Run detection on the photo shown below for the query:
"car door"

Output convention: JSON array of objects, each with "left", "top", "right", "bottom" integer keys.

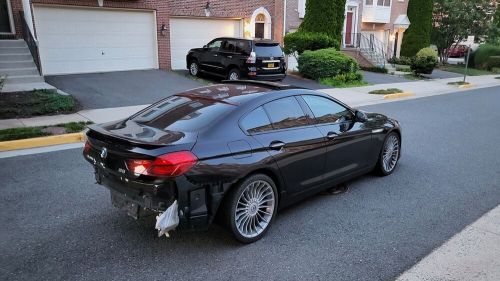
[
  {"left": 300, "top": 95, "right": 373, "bottom": 183},
  {"left": 245, "top": 96, "right": 327, "bottom": 195},
  {"left": 200, "top": 39, "right": 223, "bottom": 73},
  {"left": 220, "top": 39, "right": 249, "bottom": 74}
]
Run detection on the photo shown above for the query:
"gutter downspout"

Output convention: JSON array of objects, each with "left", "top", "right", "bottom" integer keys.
[{"left": 283, "top": 0, "right": 287, "bottom": 37}]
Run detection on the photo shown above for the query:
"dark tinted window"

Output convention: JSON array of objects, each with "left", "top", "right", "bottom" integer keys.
[
  {"left": 131, "top": 95, "right": 234, "bottom": 132},
  {"left": 240, "top": 107, "right": 273, "bottom": 134},
  {"left": 207, "top": 39, "right": 222, "bottom": 51},
  {"left": 221, "top": 40, "right": 236, "bottom": 53},
  {"left": 302, "top": 95, "right": 354, "bottom": 124},
  {"left": 235, "top": 40, "right": 251, "bottom": 55},
  {"left": 254, "top": 44, "right": 283, "bottom": 57},
  {"left": 264, "top": 97, "right": 309, "bottom": 130}
]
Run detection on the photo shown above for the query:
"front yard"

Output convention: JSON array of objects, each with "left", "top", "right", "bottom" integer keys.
[{"left": 439, "top": 65, "right": 494, "bottom": 76}]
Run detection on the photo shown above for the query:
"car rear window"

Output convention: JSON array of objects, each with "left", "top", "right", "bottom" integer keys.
[
  {"left": 254, "top": 44, "right": 283, "bottom": 57},
  {"left": 240, "top": 106, "right": 273, "bottom": 134},
  {"left": 131, "top": 95, "right": 234, "bottom": 132},
  {"left": 263, "top": 97, "right": 310, "bottom": 130}
]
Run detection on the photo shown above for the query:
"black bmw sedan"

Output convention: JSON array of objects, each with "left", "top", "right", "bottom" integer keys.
[{"left": 83, "top": 81, "right": 402, "bottom": 243}]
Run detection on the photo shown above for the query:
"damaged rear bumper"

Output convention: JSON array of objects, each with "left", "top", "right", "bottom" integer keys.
[{"left": 94, "top": 167, "right": 213, "bottom": 231}]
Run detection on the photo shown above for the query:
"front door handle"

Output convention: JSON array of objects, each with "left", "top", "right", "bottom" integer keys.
[
  {"left": 213, "top": 54, "right": 218, "bottom": 57},
  {"left": 227, "top": 55, "right": 233, "bottom": 59},
  {"left": 269, "top": 141, "right": 285, "bottom": 150},
  {"left": 326, "top": 131, "right": 338, "bottom": 140}
]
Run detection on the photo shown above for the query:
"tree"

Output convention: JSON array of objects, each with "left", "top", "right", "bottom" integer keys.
[
  {"left": 401, "top": 0, "right": 433, "bottom": 57},
  {"left": 298, "top": 0, "right": 346, "bottom": 46},
  {"left": 431, "top": 0, "right": 496, "bottom": 63},
  {"left": 486, "top": 7, "right": 500, "bottom": 45}
]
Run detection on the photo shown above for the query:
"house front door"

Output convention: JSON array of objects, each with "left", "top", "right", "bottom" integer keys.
[
  {"left": 0, "top": 0, "right": 13, "bottom": 33},
  {"left": 345, "top": 11, "right": 354, "bottom": 46}
]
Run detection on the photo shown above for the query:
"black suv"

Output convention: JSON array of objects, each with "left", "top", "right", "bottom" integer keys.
[{"left": 186, "top": 37, "right": 286, "bottom": 81}]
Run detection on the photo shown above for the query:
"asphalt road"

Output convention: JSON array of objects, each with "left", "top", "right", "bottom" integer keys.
[{"left": 1, "top": 86, "right": 500, "bottom": 281}]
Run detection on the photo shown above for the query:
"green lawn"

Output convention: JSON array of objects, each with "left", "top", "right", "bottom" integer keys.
[
  {"left": 369, "top": 88, "right": 403, "bottom": 95},
  {"left": 439, "top": 65, "right": 493, "bottom": 76},
  {"left": 0, "top": 122, "right": 91, "bottom": 141},
  {"left": 319, "top": 78, "right": 370, "bottom": 88},
  {"left": 0, "top": 89, "right": 78, "bottom": 119}
]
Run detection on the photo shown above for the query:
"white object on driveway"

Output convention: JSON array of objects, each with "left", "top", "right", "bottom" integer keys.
[{"left": 155, "top": 200, "right": 179, "bottom": 238}]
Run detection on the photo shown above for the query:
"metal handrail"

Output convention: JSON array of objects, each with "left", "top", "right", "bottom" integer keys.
[
  {"left": 19, "top": 11, "right": 41, "bottom": 74},
  {"left": 342, "top": 32, "right": 389, "bottom": 67}
]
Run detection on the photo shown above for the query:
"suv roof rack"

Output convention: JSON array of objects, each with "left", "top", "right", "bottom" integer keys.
[{"left": 221, "top": 80, "right": 304, "bottom": 90}]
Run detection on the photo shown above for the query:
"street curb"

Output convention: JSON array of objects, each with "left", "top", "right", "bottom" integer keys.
[
  {"left": 383, "top": 92, "right": 414, "bottom": 100},
  {"left": 0, "top": 132, "right": 86, "bottom": 152},
  {"left": 458, "top": 84, "right": 474, "bottom": 89}
]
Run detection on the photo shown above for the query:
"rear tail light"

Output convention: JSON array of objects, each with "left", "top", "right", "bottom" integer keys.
[
  {"left": 126, "top": 151, "right": 198, "bottom": 177},
  {"left": 83, "top": 141, "right": 91, "bottom": 154},
  {"left": 246, "top": 51, "right": 256, "bottom": 64}
]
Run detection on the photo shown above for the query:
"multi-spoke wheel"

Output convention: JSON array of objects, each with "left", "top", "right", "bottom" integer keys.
[
  {"left": 224, "top": 174, "right": 278, "bottom": 243},
  {"left": 189, "top": 60, "right": 199, "bottom": 76},
  {"left": 227, "top": 68, "right": 240, "bottom": 80},
  {"left": 376, "top": 132, "right": 401, "bottom": 176}
]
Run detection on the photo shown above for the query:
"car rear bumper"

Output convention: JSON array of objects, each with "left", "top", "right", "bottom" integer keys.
[
  {"left": 92, "top": 165, "right": 211, "bottom": 231},
  {"left": 248, "top": 73, "right": 286, "bottom": 81}
]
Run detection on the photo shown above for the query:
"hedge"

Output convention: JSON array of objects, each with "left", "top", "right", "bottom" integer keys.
[
  {"left": 474, "top": 44, "right": 500, "bottom": 69},
  {"left": 299, "top": 0, "right": 344, "bottom": 45},
  {"left": 487, "top": 56, "right": 500, "bottom": 70},
  {"left": 283, "top": 32, "right": 339, "bottom": 55},
  {"left": 400, "top": 0, "right": 433, "bottom": 57},
  {"left": 298, "top": 48, "right": 359, "bottom": 79}
]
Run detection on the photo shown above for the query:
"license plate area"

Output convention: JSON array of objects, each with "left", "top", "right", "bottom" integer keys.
[
  {"left": 267, "top": 63, "right": 275, "bottom": 68},
  {"left": 110, "top": 191, "right": 140, "bottom": 219}
]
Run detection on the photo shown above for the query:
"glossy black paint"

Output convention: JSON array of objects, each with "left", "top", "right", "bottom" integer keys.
[
  {"left": 83, "top": 82, "right": 401, "bottom": 231},
  {"left": 186, "top": 37, "right": 286, "bottom": 81}
]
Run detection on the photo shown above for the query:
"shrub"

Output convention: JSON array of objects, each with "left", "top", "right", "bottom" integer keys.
[
  {"left": 400, "top": 0, "right": 433, "bottom": 57},
  {"left": 283, "top": 32, "right": 339, "bottom": 55},
  {"left": 388, "top": 56, "right": 413, "bottom": 66},
  {"left": 298, "top": 48, "right": 359, "bottom": 79},
  {"left": 360, "top": 66, "right": 388, "bottom": 74},
  {"left": 410, "top": 47, "right": 438, "bottom": 75},
  {"left": 487, "top": 56, "right": 500, "bottom": 70},
  {"left": 299, "top": 0, "right": 344, "bottom": 44},
  {"left": 474, "top": 44, "right": 500, "bottom": 69}
]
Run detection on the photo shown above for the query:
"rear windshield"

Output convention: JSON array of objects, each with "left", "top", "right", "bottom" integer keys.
[
  {"left": 254, "top": 44, "right": 283, "bottom": 57},
  {"left": 131, "top": 95, "right": 234, "bottom": 132}
]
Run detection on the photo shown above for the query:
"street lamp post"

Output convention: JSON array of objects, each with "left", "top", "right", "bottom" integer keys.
[{"left": 463, "top": 44, "right": 472, "bottom": 83}]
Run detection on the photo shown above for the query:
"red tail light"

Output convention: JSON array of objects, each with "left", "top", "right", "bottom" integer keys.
[
  {"left": 83, "top": 141, "right": 91, "bottom": 154},
  {"left": 246, "top": 51, "right": 256, "bottom": 64},
  {"left": 126, "top": 151, "right": 198, "bottom": 177}
]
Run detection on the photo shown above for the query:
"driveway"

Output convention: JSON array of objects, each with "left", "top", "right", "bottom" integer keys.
[{"left": 46, "top": 70, "right": 204, "bottom": 109}]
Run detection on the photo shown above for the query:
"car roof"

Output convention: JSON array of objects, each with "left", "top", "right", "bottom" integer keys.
[{"left": 212, "top": 37, "right": 279, "bottom": 44}]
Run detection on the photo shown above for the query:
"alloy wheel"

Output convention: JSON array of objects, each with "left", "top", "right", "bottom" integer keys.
[
  {"left": 234, "top": 180, "right": 275, "bottom": 238},
  {"left": 229, "top": 71, "right": 239, "bottom": 80},
  {"left": 382, "top": 134, "right": 400, "bottom": 173},
  {"left": 189, "top": 62, "right": 198, "bottom": 76}
]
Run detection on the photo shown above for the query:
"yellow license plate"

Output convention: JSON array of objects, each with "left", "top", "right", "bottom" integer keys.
[{"left": 267, "top": 63, "right": 275, "bottom": 68}]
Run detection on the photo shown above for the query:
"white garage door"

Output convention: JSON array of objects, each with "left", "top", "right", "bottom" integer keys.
[
  {"left": 34, "top": 6, "right": 158, "bottom": 75},
  {"left": 169, "top": 18, "right": 242, "bottom": 70}
]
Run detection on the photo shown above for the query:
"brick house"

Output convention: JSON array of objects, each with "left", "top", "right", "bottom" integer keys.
[
  {"left": 1, "top": 0, "right": 284, "bottom": 75},
  {"left": 286, "top": 0, "right": 410, "bottom": 68}
]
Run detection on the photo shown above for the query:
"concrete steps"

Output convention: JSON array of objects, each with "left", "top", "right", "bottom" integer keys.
[{"left": 0, "top": 40, "right": 44, "bottom": 87}]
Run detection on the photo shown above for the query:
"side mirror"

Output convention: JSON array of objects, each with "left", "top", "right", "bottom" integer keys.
[
  {"left": 355, "top": 110, "right": 368, "bottom": 122},
  {"left": 203, "top": 45, "right": 208, "bottom": 49}
]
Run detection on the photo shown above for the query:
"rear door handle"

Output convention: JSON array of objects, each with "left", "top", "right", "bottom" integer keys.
[
  {"left": 326, "top": 131, "right": 338, "bottom": 140},
  {"left": 213, "top": 54, "right": 218, "bottom": 57},
  {"left": 227, "top": 55, "right": 233, "bottom": 59},
  {"left": 269, "top": 141, "right": 286, "bottom": 150}
]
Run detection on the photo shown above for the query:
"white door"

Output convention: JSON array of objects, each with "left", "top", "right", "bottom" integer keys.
[
  {"left": 34, "top": 6, "right": 158, "bottom": 75},
  {"left": 169, "top": 18, "right": 242, "bottom": 70}
]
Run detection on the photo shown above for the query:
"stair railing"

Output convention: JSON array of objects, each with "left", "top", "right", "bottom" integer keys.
[{"left": 19, "top": 11, "right": 41, "bottom": 74}]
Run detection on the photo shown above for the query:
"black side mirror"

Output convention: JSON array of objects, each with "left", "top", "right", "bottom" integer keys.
[
  {"left": 203, "top": 45, "right": 208, "bottom": 49},
  {"left": 355, "top": 110, "right": 368, "bottom": 122}
]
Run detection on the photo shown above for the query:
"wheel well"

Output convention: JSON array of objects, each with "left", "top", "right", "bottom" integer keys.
[{"left": 226, "top": 65, "right": 240, "bottom": 74}]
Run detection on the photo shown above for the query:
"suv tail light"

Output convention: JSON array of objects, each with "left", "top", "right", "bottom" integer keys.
[
  {"left": 246, "top": 51, "right": 256, "bottom": 64},
  {"left": 126, "top": 151, "right": 198, "bottom": 177},
  {"left": 83, "top": 140, "right": 91, "bottom": 154}
]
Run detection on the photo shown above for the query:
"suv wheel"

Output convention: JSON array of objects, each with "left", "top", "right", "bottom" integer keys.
[
  {"left": 227, "top": 68, "right": 240, "bottom": 80},
  {"left": 223, "top": 174, "right": 278, "bottom": 243},
  {"left": 189, "top": 60, "right": 199, "bottom": 76}
]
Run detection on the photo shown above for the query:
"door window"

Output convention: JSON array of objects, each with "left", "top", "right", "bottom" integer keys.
[
  {"left": 263, "top": 97, "right": 310, "bottom": 130},
  {"left": 240, "top": 106, "right": 273, "bottom": 134},
  {"left": 207, "top": 40, "right": 222, "bottom": 51},
  {"left": 302, "top": 95, "right": 354, "bottom": 124},
  {"left": 220, "top": 40, "right": 236, "bottom": 53}
]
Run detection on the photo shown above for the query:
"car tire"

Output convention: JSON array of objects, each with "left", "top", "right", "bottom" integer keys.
[
  {"left": 375, "top": 132, "right": 401, "bottom": 176},
  {"left": 189, "top": 60, "right": 200, "bottom": 77},
  {"left": 223, "top": 174, "right": 278, "bottom": 243},
  {"left": 227, "top": 68, "right": 240, "bottom": 80}
]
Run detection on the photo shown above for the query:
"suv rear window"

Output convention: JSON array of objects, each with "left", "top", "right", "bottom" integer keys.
[
  {"left": 131, "top": 95, "right": 234, "bottom": 132},
  {"left": 254, "top": 43, "right": 283, "bottom": 57}
]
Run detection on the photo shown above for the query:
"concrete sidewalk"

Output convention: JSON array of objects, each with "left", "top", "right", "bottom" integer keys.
[
  {"left": 1, "top": 74, "right": 499, "bottom": 130},
  {"left": 396, "top": 204, "right": 500, "bottom": 281},
  {"left": 321, "top": 75, "right": 500, "bottom": 107}
]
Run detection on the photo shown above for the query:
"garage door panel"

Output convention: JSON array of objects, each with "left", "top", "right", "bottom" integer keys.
[
  {"left": 34, "top": 6, "right": 157, "bottom": 75},
  {"left": 169, "top": 18, "right": 241, "bottom": 70}
]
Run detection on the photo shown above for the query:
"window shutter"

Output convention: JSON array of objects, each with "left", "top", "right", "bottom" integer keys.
[{"left": 298, "top": 0, "right": 306, "bottom": 18}]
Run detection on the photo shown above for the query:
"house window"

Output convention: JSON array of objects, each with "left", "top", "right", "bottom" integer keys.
[
  {"left": 376, "top": 0, "right": 391, "bottom": 6},
  {"left": 255, "top": 13, "right": 265, "bottom": 39},
  {"left": 366, "top": 0, "right": 374, "bottom": 5}
]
